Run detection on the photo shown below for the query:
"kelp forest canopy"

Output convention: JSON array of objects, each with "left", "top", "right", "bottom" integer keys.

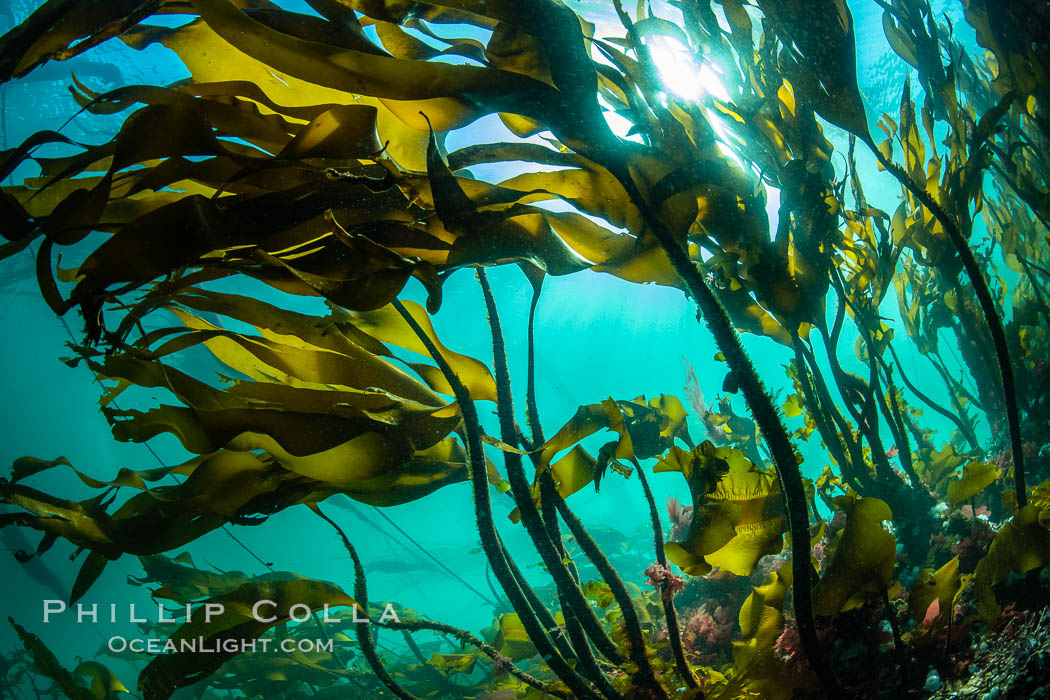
[{"left": 0, "top": 0, "right": 1049, "bottom": 698}]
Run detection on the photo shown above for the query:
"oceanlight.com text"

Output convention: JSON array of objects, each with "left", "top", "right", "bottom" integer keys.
[{"left": 106, "top": 636, "right": 335, "bottom": 655}]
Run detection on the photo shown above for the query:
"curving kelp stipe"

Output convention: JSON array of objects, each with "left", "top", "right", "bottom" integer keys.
[{"left": 0, "top": 0, "right": 1049, "bottom": 698}]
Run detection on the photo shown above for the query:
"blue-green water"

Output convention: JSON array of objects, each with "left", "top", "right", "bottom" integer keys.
[{"left": 0, "top": 0, "right": 1044, "bottom": 698}]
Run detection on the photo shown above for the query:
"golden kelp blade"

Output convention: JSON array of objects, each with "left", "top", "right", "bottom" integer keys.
[{"left": 658, "top": 441, "right": 786, "bottom": 577}]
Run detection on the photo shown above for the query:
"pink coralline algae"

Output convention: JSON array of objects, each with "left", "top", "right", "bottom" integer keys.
[
  {"left": 775, "top": 620, "right": 832, "bottom": 674},
  {"left": 682, "top": 603, "right": 735, "bottom": 650},
  {"left": 992, "top": 440, "right": 1041, "bottom": 472},
  {"left": 960, "top": 504, "right": 990, "bottom": 519},
  {"left": 644, "top": 562, "right": 685, "bottom": 602},
  {"left": 950, "top": 519, "right": 995, "bottom": 571},
  {"left": 774, "top": 620, "right": 802, "bottom": 665}
]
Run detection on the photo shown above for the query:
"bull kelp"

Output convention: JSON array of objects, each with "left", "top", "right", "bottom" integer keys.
[{"left": 0, "top": 0, "right": 1048, "bottom": 697}]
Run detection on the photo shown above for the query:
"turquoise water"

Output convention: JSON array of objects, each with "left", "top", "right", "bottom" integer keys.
[{"left": 0, "top": 0, "right": 1042, "bottom": 698}]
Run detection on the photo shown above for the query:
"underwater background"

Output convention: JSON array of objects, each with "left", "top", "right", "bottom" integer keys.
[{"left": 0, "top": 0, "right": 1048, "bottom": 698}]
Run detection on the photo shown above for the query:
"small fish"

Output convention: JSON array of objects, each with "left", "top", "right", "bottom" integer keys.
[
  {"left": 476, "top": 692, "right": 517, "bottom": 700},
  {"left": 15, "top": 61, "right": 123, "bottom": 86},
  {"left": 921, "top": 598, "right": 940, "bottom": 626},
  {"left": 1, "top": 525, "right": 71, "bottom": 602},
  {"left": 366, "top": 555, "right": 445, "bottom": 576}
]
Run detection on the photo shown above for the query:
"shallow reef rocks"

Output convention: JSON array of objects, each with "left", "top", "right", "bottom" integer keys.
[{"left": 1, "top": 0, "right": 1050, "bottom": 698}]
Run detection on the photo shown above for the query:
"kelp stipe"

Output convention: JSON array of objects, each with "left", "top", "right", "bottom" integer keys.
[
  {"left": 616, "top": 185, "right": 838, "bottom": 693},
  {"left": 2, "top": 0, "right": 1050, "bottom": 697},
  {"left": 867, "top": 139, "right": 1028, "bottom": 506},
  {"left": 313, "top": 505, "right": 417, "bottom": 700},
  {"left": 629, "top": 450, "right": 699, "bottom": 691},
  {"left": 391, "top": 298, "right": 601, "bottom": 699},
  {"left": 474, "top": 269, "right": 647, "bottom": 699}
]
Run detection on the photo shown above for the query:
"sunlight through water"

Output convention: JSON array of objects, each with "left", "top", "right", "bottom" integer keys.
[{"left": 647, "top": 37, "right": 729, "bottom": 103}]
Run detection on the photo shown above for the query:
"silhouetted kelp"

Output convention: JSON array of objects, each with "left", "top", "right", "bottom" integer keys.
[{"left": 1, "top": 0, "right": 1049, "bottom": 697}]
